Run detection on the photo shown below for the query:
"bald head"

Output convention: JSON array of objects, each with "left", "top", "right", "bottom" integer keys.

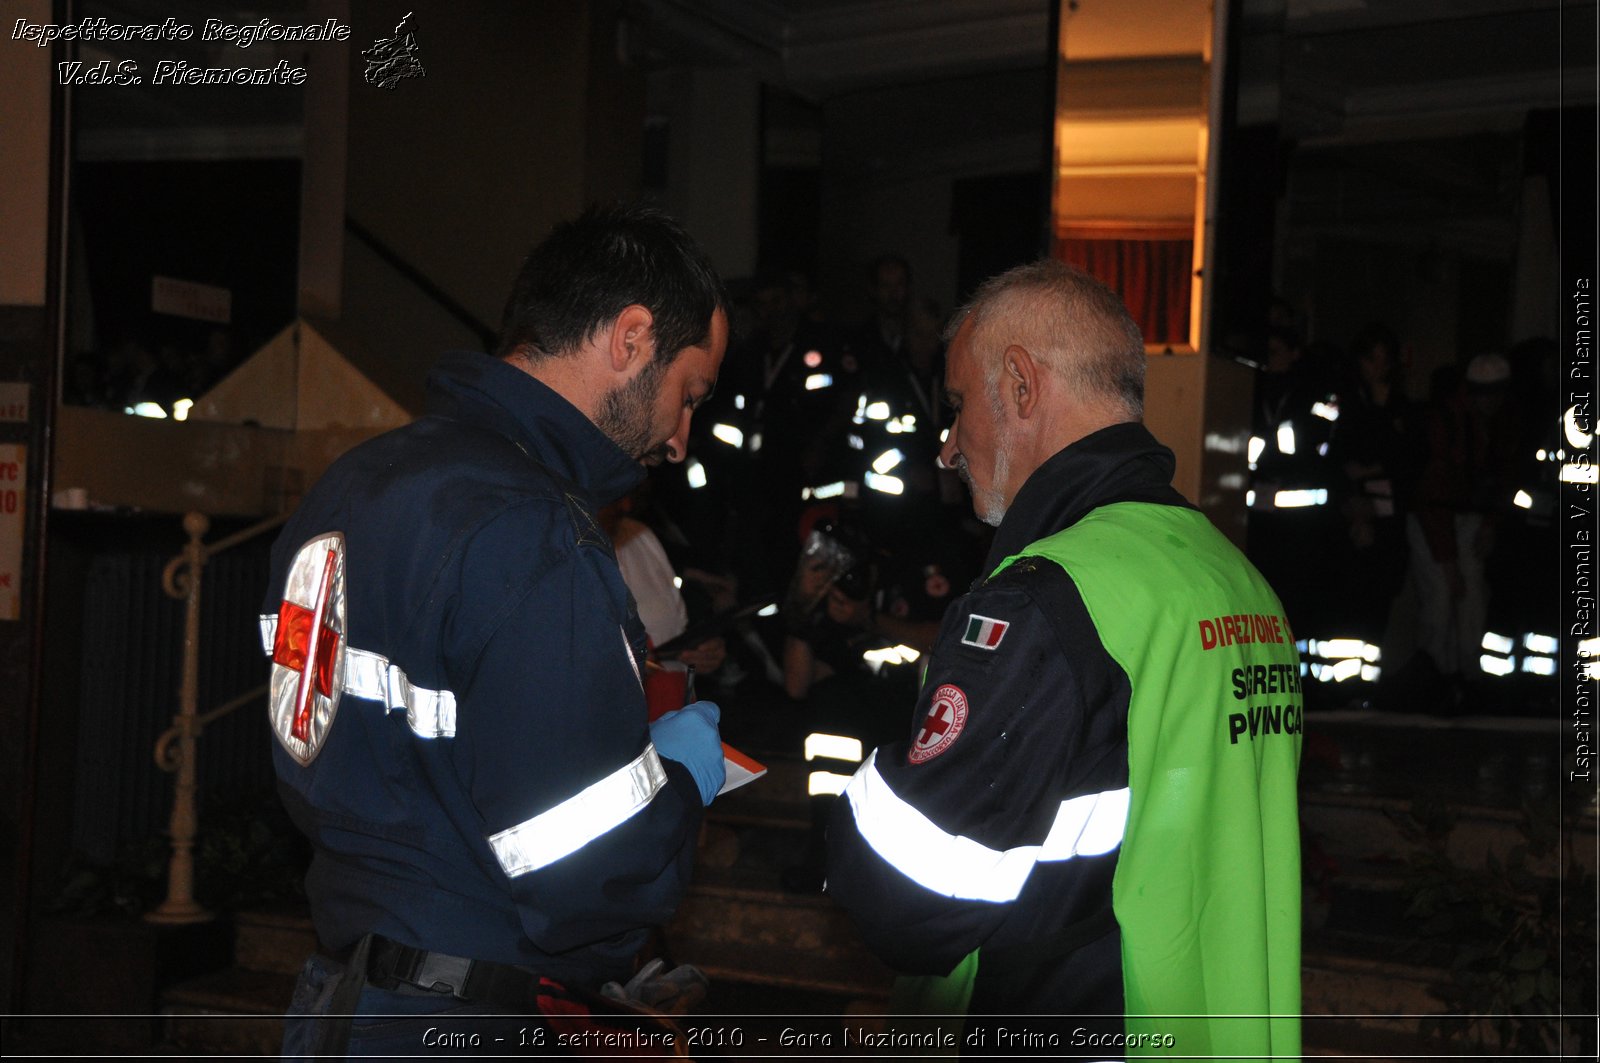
[{"left": 949, "top": 258, "right": 1146, "bottom": 421}]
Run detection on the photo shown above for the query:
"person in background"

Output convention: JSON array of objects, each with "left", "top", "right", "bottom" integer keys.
[{"left": 1405, "top": 352, "right": 1522, "bottom": 703}]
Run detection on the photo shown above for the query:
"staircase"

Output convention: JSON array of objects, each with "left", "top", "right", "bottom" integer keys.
[{"left": 143, "top": 710, "right": 1593, "bottom": 1058}]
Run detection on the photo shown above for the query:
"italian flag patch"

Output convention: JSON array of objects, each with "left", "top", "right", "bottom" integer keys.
[{"left": 961, "top": 613, "right": 1009, "bottom": 650}]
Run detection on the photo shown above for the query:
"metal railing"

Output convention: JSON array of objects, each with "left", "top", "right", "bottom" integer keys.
[{"left": 146, "top": 509, "right": 290, "bottom": 925}]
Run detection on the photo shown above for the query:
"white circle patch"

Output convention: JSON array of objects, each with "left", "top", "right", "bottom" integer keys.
[{"left": 909, "top": 684, "right": 969, "bottom": 764}]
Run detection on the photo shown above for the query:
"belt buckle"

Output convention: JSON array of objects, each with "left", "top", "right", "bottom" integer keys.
[{"left": 413, "top": 951, "right": 474, "bottom": 998}]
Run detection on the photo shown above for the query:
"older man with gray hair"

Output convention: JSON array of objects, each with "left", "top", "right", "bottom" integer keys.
[{"left": 827, "top": 259, "right": 1302, "bottom": 1059}]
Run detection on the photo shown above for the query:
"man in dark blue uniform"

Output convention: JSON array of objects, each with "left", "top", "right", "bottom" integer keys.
[{"left": 264, "top": 206, "right": 730, "bottom": 1058}]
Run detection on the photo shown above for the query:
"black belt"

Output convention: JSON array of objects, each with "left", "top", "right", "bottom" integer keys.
[{"left": 362, "top": 934, "right": 542, "bottom": 1011}]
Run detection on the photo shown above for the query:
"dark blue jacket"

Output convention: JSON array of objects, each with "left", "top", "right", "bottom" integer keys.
[{"left": 261, "top": 352, "right": 703, "bottom": 988}]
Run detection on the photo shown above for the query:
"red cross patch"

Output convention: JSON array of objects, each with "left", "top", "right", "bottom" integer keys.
[
  {"left": 269, "top": 533, "right": 348, "bottom": 765},
  {"left": 909, "top": 683, "right": 968, "bottom": 764}
]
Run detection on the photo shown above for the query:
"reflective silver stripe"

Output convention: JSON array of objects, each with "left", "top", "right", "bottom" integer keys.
[
  {"left": 343, "top": 647, "right": 458, "bottom": 738},
  {"left": 842, "top": 750, "right": 1129, "bottom": 903},
  {"left": 621, "top": 625, "right": 642, "bottom": 691},
  {"left": 488, "top": 746, "right": 668, "bottom": 876},
  {"left": 258, "top": 614, "right": 458, "bottom": 739}
]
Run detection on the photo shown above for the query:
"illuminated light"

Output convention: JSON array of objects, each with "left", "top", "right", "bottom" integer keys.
[
  {"left": 872, "top": 448, "right": 905, "bottom": 474},
  {"left": 865, "top": 471, "right": 904, "bottom": 495},
  {"left": 1298, "top": 661, "right": 1309, "bottom": 678},
  {"left": 1330, "top": 658, "right": 1362, "bottom": 682},
  {"left": 1513, "top": 490, "right": 1533, "bottom": 510},
  {"left": 886, "top": 421, "right": 905, "bottom": 434},
  {"left": 811, "top": 481, "right": 847, "bottom": 500},
  {"left": 172, "top": 398, "right": 193, "bottom": 421},
  {"left": 1311, "top": 400, "right": 1339, "bottom": 422},
  {"left": 686, "top": 459, "right": 707, "bottom": 489},
  {"left": 1558, "top": 450, "right": 1568, "bottom": 461},
  {"left": 1524, "top": 633, "right": 1558, "bottom": 655},
  {"left": 1315, "top": 638, "right": 1366, "bottom": 659},
  {"left": 939, "top": 428, "right": 950, "bottom": 443},
  {"left": 734, "top": 394, "right": 746, "bottom": 410},
  {"left": 1479, "top": 654, "right": 1514, "bottom": 677},
  {"left": 1565, "top": 404, "right": 1594, "bottom": 450},
  {"left": 805, "top": 733, "right": 864, "bottom": 763},
  {"left": 1294, "top": 639, "right": 1308, "bottom": 653},
  {"left": 1274, "top": 489, "right": 1327, "bottom": 508},
  {"left": 757, "top": 603, "right": 778, "bottom": 618},
  {"left": 865, "top": 401, "right": 891, "bottom": 420},
  {"left": 1561, "top": 463, "right": 1597, "bottom": 485},
  {"left": 1521, "top": 655, "right": 1556, "bottom": 676},
  {"left": 808, "top": 770, "right": 852, "bottom": 797},
  {"left": 848, "top": 434, "right": 865, "bottom": 450},
  {"left": 900, "top": 414, "right": 917, "bottom": 430},
  {"left": 1204, "top": 431, "right": 1244, "bottom": 455},
  {"left": 1587, "top": 660, "right": 1600, "bottom": 682},
  {"left": 1247, "top": 436, "right": 1266, "bottom": 466},
  {"left": 1246, "top": 489, "right": 1257, "bottom": 508},
  {"left": 1360, "top": 665, "right": 1381, "bottom": 683},
  {"left": 749, "top": 432, "right": 762, "bottom": 453},
  {"left": 1536, "top": 448, "right": 1547, "bottom": 462},
  {"left": 1317, "top": 442, "right": 1329, "bottom": 457},
  {"left": 1218, "top": 473, "right": 1245, "bottom": 490},
  {"left": 127, "top": 402, "right": 168, "bottom": 419},
  {"left": 862, "top": 644, "right": 921, "bottom": 667},
  {"left": 1481, "top": 631, "right": 1515, "bottom": 655},
  {"left": 1276, "top": 422, "right": 1296, "bottom": 455},
  {"left": 804, "top": 349, "right": 823, "bottom": 369},
  {"left": 805, "top": 373, "right": 833, "bottom": 391},
  {"left": 1580, "top": 637, "right": 1599, "bottom": 656},
  {"left": 711, "top": 423, "right": 744, "bottom": 448},
  {"left": 1362, "top": 643, "right": 1382, "bottom": 663}
]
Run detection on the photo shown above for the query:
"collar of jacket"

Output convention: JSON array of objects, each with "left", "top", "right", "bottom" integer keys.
[
  {"left": 425, "top": 351, "right": 646, "bottom": 506},
  {"left": 981, "top": 421, "right": 1188, "bottom": 574}
]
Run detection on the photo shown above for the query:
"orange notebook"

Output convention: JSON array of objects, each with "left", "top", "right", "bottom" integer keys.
[{"left": 718, "top": 743, "right": 767, "bottom": 796}]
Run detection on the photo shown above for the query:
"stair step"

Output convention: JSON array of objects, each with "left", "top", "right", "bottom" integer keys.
[
  {"left": 161, "top": 967, "right": 295, "bottom": 1056},
  {"left": 663, "top": 884, "right": 894, "bottom": 999},
  {"left": 233, "top": 904, "right": 318, "bottom": 975}
]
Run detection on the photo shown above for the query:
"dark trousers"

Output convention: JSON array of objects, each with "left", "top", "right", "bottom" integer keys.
[{"left": 282, "top": 952, "right": 551, "bottom": 1060}]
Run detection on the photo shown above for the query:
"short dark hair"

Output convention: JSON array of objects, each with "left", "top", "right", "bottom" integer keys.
[{"left": 496, "top": 204, "right": 727, "bottom": 363}]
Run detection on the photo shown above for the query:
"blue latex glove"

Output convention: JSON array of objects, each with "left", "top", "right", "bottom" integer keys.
[{"left": 650, "top": 700, "right": 725, "bottom": 805}]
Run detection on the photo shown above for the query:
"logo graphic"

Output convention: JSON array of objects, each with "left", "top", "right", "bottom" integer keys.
[
  {"left": 960, "top": 613, "right": 1009, "bottom": 650},
  {"left": 362, "top": 11, "right": 425, "bottom": 90},
  {"left": 269, "top": 533, "right": 348, "bottom": 765},
  {"left": 909, "top": 683, "right": 969, "bottom": 764}
]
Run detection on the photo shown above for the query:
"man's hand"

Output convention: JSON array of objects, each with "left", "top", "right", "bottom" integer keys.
[
  {"left": 826, "top": 586, "right": 873, "bottom": 629},
  {"left": 678, "top": 637, "right": 726, "bottom": 675},
  {"left": 649, "top": 701, "right": 725, "bottom": 805}
]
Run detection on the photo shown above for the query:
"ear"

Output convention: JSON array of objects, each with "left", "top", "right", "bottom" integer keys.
[
  {"left": 1002, "top": 345, "right": 1040, "bottom": 419},
  {"left": 607, "top": 305, "right": 656, "bottom": 374}
]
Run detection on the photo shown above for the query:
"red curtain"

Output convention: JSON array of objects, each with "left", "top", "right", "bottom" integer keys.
[{"left": 1054, "top": 237, "right": 1192, "bottom": 346}]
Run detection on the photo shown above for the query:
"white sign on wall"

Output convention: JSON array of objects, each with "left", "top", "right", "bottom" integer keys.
[
  {"left": 152, "top": 275, "right": 232, "bottom": 324},
  {"left": 0, "top": 443, "right": 24, "bottom": 621}
]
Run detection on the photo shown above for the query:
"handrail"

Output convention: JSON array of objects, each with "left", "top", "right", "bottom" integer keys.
[
  {"left": 146, "top": 509, "right": 290, "bottom": 925},
  {"left": 344, "top": 214, "right": 498, "bottom": 350}
]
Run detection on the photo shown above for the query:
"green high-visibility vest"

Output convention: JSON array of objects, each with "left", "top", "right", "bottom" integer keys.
[
  {"left": 900, "top": 501, "right": 1302, "bottom": 1061},
  {"left": 1008, "top": 501, "right": 1302, "bottom": 1059}
]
